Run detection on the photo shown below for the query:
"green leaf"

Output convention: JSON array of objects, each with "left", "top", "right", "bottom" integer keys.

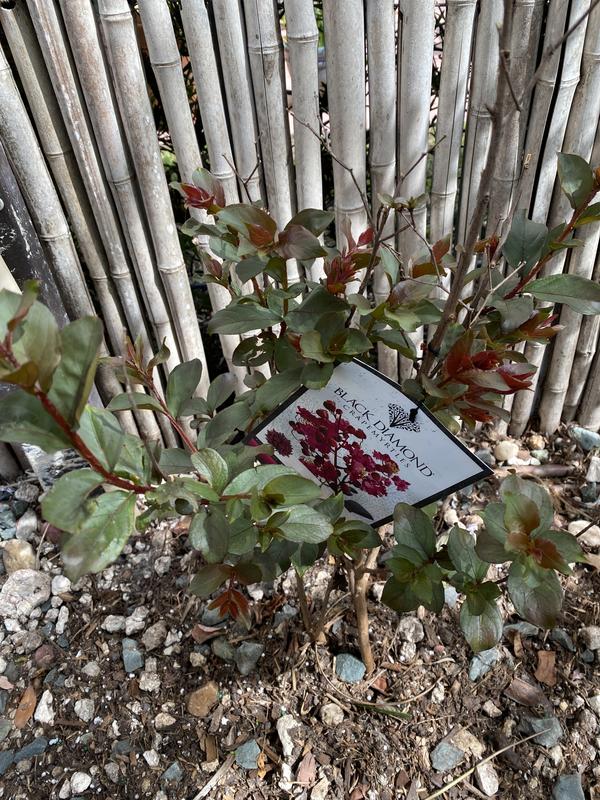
[
  {"left": 146, "top": 476, "right": 220, "bottom": 509},
  {"left": 477, "top": 503, "right": 511, "bottom": 562},
  {"left": 448, "top": 526, "right": 489, "bottom": 581},
  {"left": 301, "top": 361, "right": 334, "bottom": 389},
  {"left": 9, "top": 301, "right": 60, "bottom": 391},
  {"left": 557, "top": 152, "right": 596, "bottom": 209},
  {"left": 208, "top": 302, "right": 282, "bottom": 335},
  {"left": 534, "top": 529, "right": 585, "bottom": 571},
  {"left": 42, "top": 469, "right": 105, "bottom": 532},
  {"left": 228, "top": 516, "right": 258, "bottom": 555},
  {"left": 460, "top": 589, "right": 503, "bottom": 652},
  {"left": 300, "top": 331, "right": 336, "bottom": 363},
  {"left": 0, "top": 389, "right": 70, "bottom": 452},
  {"left": 206, "top": 372, "right": 237, "bottom": 412},
  {"left": 491, "top": 296, "right": 534, "bottom": 333},
  {"left": 500, "top": 475, "right": 554, "bottom": 528},
  {"left": 502, "top": 210, "right": 548, "bottom": 271},
  {"left": 284, "top": 287, "right": 349, "bottom": 333},
  {"left": 61, "top": 490, "right": 136, "bottom": 581},
  {"left": 191, "top": 449, "right": 229, "bottom": 493},
  {"left": 286, "top": 209, "right": 334, "bottom": 236},
  {"left": 381, "top": 570, "right": 444, "bottom": 614},
  {"left": 507, "top": 557, "right": 563, "bottom": 628},
  {"left": 276, "top": 505, "right": 333, "bottom": 543},
  {"left": 166, "top": 359, "right": 203, "bottom": 417},
  {"left": 393, "top": 503, "right": 437, "bottom": 564},
  {"left": 528, "top": 274, "right": 600, "bottom": 315},
  {"left": 202, "top": 401, "right": 252, "bottom": 446},
  {"left": 48, "top": 318, "right": 103, "bottom": 426},
  {"left": 262, "top": 474, "right": 322, "bottom": 506},
  {"left": 254, "top": 368, "right": 303, "bottom": 412},
  {"left": 236, "top": 256, "right": 266, "bottom": 284},
  {"left": 189, "top": 564, "right": 230, "bottom": 598},
  {"left": 277, "top": 225, "right": 326, "bottom": 260},
  {"left": 189, "top": 508, "right": 230, "bottom": 563},
  {"left": 223, "top": 464, "right": 297, "bottom": 496},
  {"left": 78, "top": 407, "right": 125, "bottom": 471},
  {"left": 106, "top": 391, "right": 164, "bottom": 413},
  {"left": 158, "top": 447, "right": 193, "bottom": 475},
  {"left": 217, "top": 204, "right": 277, "bottom": 237}
]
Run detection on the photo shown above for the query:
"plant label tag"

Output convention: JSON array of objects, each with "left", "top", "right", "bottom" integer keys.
[{"left": 249, "top": 360, "right": 492, "bottom": 526}]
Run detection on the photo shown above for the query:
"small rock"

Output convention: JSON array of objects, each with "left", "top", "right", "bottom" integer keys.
[
  {"left": 483, "top": 700, "right": 502, "bottom": 718},
  {"left": 189, "top": 651, "right": 207, "bottom": 668},
  {"left": 235, "top": 739, "right": 260, "bottom": 770},
  {"left": 580, "top": 482, "right": 598, "bottom": 503},
  {"left": 494, "top": 441, "right": 519, "bottom": 462},
  {"left": 551, "top": 628, "right": 575, "bottom": 652},
  {"left": 528, "top": 433, "right": 545, "bottom": 450},
  {"left": 154, "top": 556, "right": 171, "bottom": 576},
  {"left": 104, "top": 762, "right": 120, "bottom": 783},
  {"left": 276, "top": 714, "right": 303, "bottom": 759},
  {"left": 552, "top": 773, "right": 585, "bottom": 800},
  {"left": 142, "top": 620, "right": 167, "bottom": 651},
  {"left": 430, "top": 740, "right": 465, "bottom": 772},
  {"left": 234, "top": 641, "right": 264, "bottom": 676},
  {"left": 139, "top": 671, "right": 161, "bottom": 693},
  {"left": 34, "top": 689, "right": 54, "bottom": 725},
  {"left": 398, "top": 616, "right": 425, "bottom": 643},
  {"left": 143, "top": 749, "right": 160, "bottom": 768},
  {"left": 55, "top": 605, "right": 69, "bottom": 635},
  {"left": 51, "top": 575, "right": 72, "bottom": 595},
  {"left": 504, "top": 621, "right": 539, "bottom": 638},
  {"left": 548, "top": 745, "right": 563, "bottom": 766},
  {"left": 519, "top": 714, "right": 563, "bottom": 747},
  {"left": 0, "top": 750, "right": 14, "bottom": 775},
  {"left": 82, "top": 662, "right": 101, "bottom": 679},
  {"left": 101, "top": 615, "right": 126, "bottom": 633},
  {"left": 187, "top": 681, "right": 219, "bottom": 718},
  {"left": 335, "top": 653, "right": 365, "bottom": 684},
  {"left": 531, "top": 448, "right": 549, "bottom": 463},
  {"left": 70, "top": 772, "right": 92, "bottom": 793},
  {"left": 586, "top": 455, "right": 600, "bottom": 483},
  {"left": 568, "top": 520, "right": 600, "bottom": 548},
  {"left": 34, "top": 644, "right": 56, "bottom": 669},
  {"left": 580, "top": 626, "right": 600, "bottom": 650},
  {"left": 1, "top": 540, "right": 35, "bottom": 574},
  {"left": 0, "top": 505, "right": 16, "bottom": 540},
  {"left": 571, "top": 426, "right": 600, "bottom": 451},
  {"left": 587, "top": 695, "right": 600, "bottom": 714},
  {"left": 154, "top": 712, "right": 177, "bottom": 731},
  {"left": 122, "top": 638, "right": 144, "bottom": 673},
  {"left": 475, "top": 762, "right": 499, "bottom": 796},
  {"left": 161, "top": 760, "right": 183, "bottom": 784},
  {"left": 74, "top": 699, "right": 95, "bottom": 723},
  {"left": 451, "top": 727, "right": 485, "bottom": 758},
  {"left": 125, "top": 606, "right": 149, "bottom": 636},
  {"left": 469, "top": 648, "right": 501, "bottom": 681},
  {"left": 15, "top": 509, "right": 38, "bottom": 540},
  {"left": 14, "top": 736, "right": 48, "bottom": 761},
  {"left": 474, "top": 448, "right": 495, "bottom": 467},
  {"left": 320, "top": 703, "right": 344, "bottom": 727},
  {"left": 0, "top": 568, "right": 50, "bottom": 618},
  {"left": 0, "top": 718, "right": 11, "bottom": 742},
  {"left": 399, "top": 641, "right": 417, "bottom": 662},
  {"left": 211, "top": 637, "right": 235, "bottom": 662}
]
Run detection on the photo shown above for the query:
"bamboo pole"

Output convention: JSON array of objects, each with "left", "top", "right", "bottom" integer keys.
[
  {"left": 0, "top": 40, "right": 136, "bottom": 431},
  {"left": 138, "top": 0, "right": 246, "bottom": 390},
  {"left": 180, "top": 0, "right": 240, "bottom": 205},
  {"left": 365, "top": 0, "right": 397, "bottom": 379},
  {"left": 283, "top": 0, "right": 324, "bottom": 281},
  {"left": 565, "top": 255, "right": 600, "bottom": 420},
  {"left": 537, "top": 9, "right": 600, "bottom": 434},
  {"left": 517, "top": 0, "right": 570, "bottom": 214},
  {"left": 242, "top": 0, "right": 295, "bottom": 230},
  {"left": 457, "top": 0, "right": 503, "bottom": 245},
  {"left": 430, "top": 0, "right": 477, "bottom": 244},
  {"left": 211, "top": 0, "right": 263, "bottom": 204},
  {"left": 509, "top": 0, "right": 591, "bottom": 437},
  {"left": 98, "top": 0, "right": 210, "bottom": 395},
  {"left": 397, "top": 0, "right": 435, "bottom": 379},
  {"left": 487, "top": 0, "right": 545, "bottom": 238},
  {"left": 579, "top": 331, "right": 600, "bottom": 429},
  {"left": 323, "top": 0, "right": 368, "bottom": 249},
  {"left": 57, "top": 0, "right": 180, "bottom": 375}
]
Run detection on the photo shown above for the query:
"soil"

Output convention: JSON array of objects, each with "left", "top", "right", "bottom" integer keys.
[{"left": 0, "top": 427, "right": 599, "bottom": 800}]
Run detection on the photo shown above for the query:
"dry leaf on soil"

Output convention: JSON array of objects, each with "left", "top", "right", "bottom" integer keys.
[
  {"left": 14, "top": 684, "right": 36, "bottom": 729},
  {"left": 535, "top": 650, "right": 557, "bottom": 687}
]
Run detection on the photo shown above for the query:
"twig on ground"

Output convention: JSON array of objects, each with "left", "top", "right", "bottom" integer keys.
[{"left": 192, "top": 754, "right": 236, "bottom": 800}]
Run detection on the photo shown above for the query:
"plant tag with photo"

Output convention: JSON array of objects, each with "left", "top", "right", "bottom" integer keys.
[{"left": 249, "top": 360, "right": 492, "bottom": 526}]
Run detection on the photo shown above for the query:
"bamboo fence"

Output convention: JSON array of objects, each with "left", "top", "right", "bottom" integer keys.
[{"left": 0, "top": 0, "right": 598, "bottom": 443}]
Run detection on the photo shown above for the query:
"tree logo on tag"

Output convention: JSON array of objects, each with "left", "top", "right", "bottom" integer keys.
[{"left": 388, "top": 404, "right": 421, "bottom": 432}]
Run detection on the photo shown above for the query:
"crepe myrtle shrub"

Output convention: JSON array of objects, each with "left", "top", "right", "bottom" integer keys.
[{"left": 0, "top": 155, "right": 599, "bottom": 673}]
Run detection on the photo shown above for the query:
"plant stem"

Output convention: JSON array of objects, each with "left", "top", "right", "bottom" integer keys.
[
  {"left": 295, "top": 570, "right": 312, "bottom": 632},
  {"left": 311, "top": 560, "right": 340, "bottom": 640},
  {"left": 351, "top": 547, "right": 380, "bottom": 674}
]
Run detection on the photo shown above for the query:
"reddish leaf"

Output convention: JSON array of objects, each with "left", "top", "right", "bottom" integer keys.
[
  {"left": 358, "top": 227, "right": 374, "bottom": 246},
  {"left": 247, "top": 224, "right": 274, "bottom": 249},
  {"left": 432, "top": 235, "right": 450, "bottom": 263},
  {"left": 190, "top": 624, "right": 224, "bottom": 645},
  {"left": 14, "top": 684, "right": 36, "bottom": 729}
]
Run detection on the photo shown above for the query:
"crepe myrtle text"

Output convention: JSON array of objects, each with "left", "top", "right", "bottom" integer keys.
[{"left": 333, "top": 387, "right": 434, "bottom": 477}]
